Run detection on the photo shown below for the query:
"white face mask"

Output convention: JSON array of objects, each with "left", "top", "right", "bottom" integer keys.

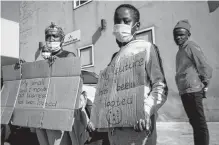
[
  {"left": 113, "top": 23, "right": 137, "bottom": 43},
  {"left": 41, "top": 52, "right": 51, "bottom": 59},
  {"left": 79, "top": 91, "right": 87, "bottom": 109},
  {"left": 46, "top": 41, "right": 61, "bottom": 53}
]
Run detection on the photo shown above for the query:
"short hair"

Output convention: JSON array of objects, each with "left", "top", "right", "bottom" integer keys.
[
  {"left": 114, "top": 4, "right": 140, "bottom": 23},
  {"left": 45, "top": 22, "right": 65, "bottom": 41}
]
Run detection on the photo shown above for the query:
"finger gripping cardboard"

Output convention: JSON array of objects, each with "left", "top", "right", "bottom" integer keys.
[{"left": 1, "top": 57, "right": 82, "bottom": 131}]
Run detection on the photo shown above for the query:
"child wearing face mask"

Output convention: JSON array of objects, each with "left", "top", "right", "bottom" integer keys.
[{"left": 105, "top": 4, "right": 168, "bottom": 145}]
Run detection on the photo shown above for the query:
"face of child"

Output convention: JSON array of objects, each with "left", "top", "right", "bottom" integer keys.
[
  {"left": 79, "top": 91, "right": 87, "bottom": 109},
  {"left": 114, "top": 7, "right": 138, "bottom": 35},
  {"left": 41, "top": 46, "right": 51, "bottom": 59}
]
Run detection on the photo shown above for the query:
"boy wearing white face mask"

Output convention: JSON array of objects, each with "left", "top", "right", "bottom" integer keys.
[{"left": 107, "top": 4, "right": 168, "bottom": 145}]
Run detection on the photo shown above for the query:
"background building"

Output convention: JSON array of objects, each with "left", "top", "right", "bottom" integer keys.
[{"left": 1, "top": 1, "right": 219, "bottom": 122}]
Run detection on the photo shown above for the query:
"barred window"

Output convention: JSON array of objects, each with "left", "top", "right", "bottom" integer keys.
[
  {"left": 136, "top": 26, "right": 155, "bottom": 44},
  {"left": 78, "top": 44, "right": 94, "bottom": 68},
  {"left": 73, "top": 0, "right": 92, "bottom": 9}
]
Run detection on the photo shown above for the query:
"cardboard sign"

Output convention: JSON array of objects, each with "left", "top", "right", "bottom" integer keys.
[
  {"left": 1, "top": 65, "right": 21, "bottom": 124},
  {"left": 91, "top": 51, "right": 146, "bottom": 128},
  {"left": 1, "top": 57, "right": 82, "bottom": 131}
]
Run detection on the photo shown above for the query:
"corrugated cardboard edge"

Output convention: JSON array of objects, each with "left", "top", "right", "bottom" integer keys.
[
  {"left": 51, "top": 57, "right": 81, "bottom": 77},
  {"left": 21, "top": 60, "right": 50, "bottom": 79},
  {"left": 1, "top": 80, "right": 21, "bottom": 124},
  {"left": 2, "top": 64, "right": 21, "bottom": 81}
]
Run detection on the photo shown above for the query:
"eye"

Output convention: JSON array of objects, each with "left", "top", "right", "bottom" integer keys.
[
  {"left": 53, "top": 35, "right": 59, "bottom": 38},
  {"left": 114, "top": 19, "right": 120, "bottom": 24},
  {"left": 124, "top": 19, "right": 131, "bottom": 25},
  {"left": 46, "top": 35, "right": 51, "bottom": 40}
]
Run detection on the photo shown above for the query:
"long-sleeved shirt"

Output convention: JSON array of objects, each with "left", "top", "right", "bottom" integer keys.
[
  {"left": 175, "top": 40, "right": 213, "bottom": 95},
  {"left": 108, "top": 40, "right": 168, "bottom": 145}
]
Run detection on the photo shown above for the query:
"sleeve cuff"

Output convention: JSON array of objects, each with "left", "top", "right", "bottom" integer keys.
[{"left": 144, "top": 96, "right": 155, "bottom": 116}]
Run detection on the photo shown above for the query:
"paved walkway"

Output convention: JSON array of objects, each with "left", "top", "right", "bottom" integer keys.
[
  {"left": 157, "top": 122, "right": 219, "bottom": 145},
  {"left": 3, "top": 122, "right": 219, "bottom": 145}
]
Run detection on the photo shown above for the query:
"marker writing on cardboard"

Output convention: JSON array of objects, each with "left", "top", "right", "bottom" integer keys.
[
  {"left": 104, "top": 95, "right": 133, "bottom": 108},
  {"left": 114, "top": 57, "right": 144, "bottom": 75}
]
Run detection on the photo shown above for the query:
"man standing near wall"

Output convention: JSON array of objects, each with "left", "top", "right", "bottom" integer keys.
[{"left": 173, "top": 20, "right": 213, "bottom": 145}]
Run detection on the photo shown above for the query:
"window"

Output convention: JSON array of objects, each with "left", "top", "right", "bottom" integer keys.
[
  {"left": 136, "top": 26, "right": 155, "bottom": 44},
  {"left": 73, "top": 0, "right": 92, "bottom": 9},
  {"left": 78, "top": 44, "right": 94, "bottom": 68}
]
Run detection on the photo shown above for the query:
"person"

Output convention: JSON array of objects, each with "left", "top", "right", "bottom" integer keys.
[
  {"left": 106, "top": 4, "right": 168, "bottom": 145},
  {"left": 36, "top": 22, "right": 97, "bottom": 145},
  {"left": 173, "top": 20, "right": 213, "bottom": 145},
  {"left": 34, "top": 22, "right": 76, "bottom": 145},
  {"left": 83, "top": 94, "right": 110, "bottom": 145},
  {"left": 36, "top": 22, "right": 76, "bottom": 61}
]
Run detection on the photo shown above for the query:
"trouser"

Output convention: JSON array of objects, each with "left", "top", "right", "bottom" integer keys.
[
  {"left": 36, "top": 129, "right": 72, "bottom": 145},
  {"left": 107, "top": 114, "right": 157, "bottom": 145},
  {"left": 181, "top": 90, "right": 209, "bottom": 145},
  {"left": 8, "top": 126, "right": 39, "bottom": 145},
  {"left": 85, "top": 131, "right": 110, "bottom": 145}
]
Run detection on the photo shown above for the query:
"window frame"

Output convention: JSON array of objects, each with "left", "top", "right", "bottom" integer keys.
[
  {"left": 78, "top": 44, "right": 94, "bottom": 68},
  {"left": 73, "top": 0, "right": 92, "bottom": 10},
  {"left": 136, "top": 26, "right": 156, "bottom": 44}
]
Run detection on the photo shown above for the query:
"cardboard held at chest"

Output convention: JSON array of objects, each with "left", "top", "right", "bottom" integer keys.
[
  {"left": 1, "top": 57, "right": 82, "bottom": 131},
  {"left": 1, "top": 64, "right": 21, "bottom": 124},
  {"left": 90, "top": 51, "right": 146, "bottom": 128}
]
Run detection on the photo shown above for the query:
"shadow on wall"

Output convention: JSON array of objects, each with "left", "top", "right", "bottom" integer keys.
[
  {"left": 157, "top": 88, "right": 188, "bottom": 122},
  {"left": 92, "top": 27, "right": 102, "bottom": 44},
  {"left": 207, "top": 1, "right": 219, "bottom": 13}
]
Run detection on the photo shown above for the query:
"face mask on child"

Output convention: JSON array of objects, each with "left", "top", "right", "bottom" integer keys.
[
  {"left": 113, "top": 23, "right": 137, "bottom": 43},
  {"left": 41, "top": 51, "right": 51, "bottom": 59}
]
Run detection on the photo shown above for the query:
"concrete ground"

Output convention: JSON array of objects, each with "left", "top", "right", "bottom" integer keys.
[
  {"left": 3, "top": 122, "right": 219, "bottom": 145},
  {"left": 157, "top": 122, "right": 219, "bottom": 145}
]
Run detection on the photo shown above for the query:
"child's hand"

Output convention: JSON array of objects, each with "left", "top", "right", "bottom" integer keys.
[
  {"left": 48, "top": 55, "right": 57, "bottom": 66},
  {"left": 15, "top": 59, "right": 26, "bottom": 69},
  {"left": 87, "top": 121, "right": 95, "bottom": 133},
  {"left": 134, "top": 113, "right": 151, "bottom": 132}
]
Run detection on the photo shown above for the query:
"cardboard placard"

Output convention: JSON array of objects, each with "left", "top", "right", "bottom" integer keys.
[
  {"left": 2, "top": 64, "right": 21, "bottom": 81},
  {"left": 91, "top": 51, "right": 146, "bottom": 128},
  {"left": 1, "top": 57, "right": 82, "bottom": 131},
  {"left": 1, "top": 65, "right": 21, "bottom": 124}
]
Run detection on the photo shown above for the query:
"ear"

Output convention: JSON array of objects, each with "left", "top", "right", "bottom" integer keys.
[
  {"left": 186, "top": 30, "right": 191, "bottom": 37},
  {"left": 136, "top": 22, "right": 140, "bottom": 31},
  {"left": 188, "top": 32, "right": 191, "bottom": 37},
  {"left": 60, "top": 36, "right": 65, "bottom": 47}
]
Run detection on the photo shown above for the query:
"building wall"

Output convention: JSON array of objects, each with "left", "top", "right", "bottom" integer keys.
[
  {"left": 1, "top": 1, "right": 20, "bottom": 23},
  {"left": 1, "top": 18, "right": 19, "bottom": 66},
  {"left": 19, "top": 1, "right": 219, "bottom": 121},
  {"left": 19, "top": 1, "right": 76, "bottom": 62}
]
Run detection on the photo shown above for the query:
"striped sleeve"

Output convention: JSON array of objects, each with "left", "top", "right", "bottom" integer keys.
[{"left": 144, "top": 44, "right": 168, "bottom": 116}]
